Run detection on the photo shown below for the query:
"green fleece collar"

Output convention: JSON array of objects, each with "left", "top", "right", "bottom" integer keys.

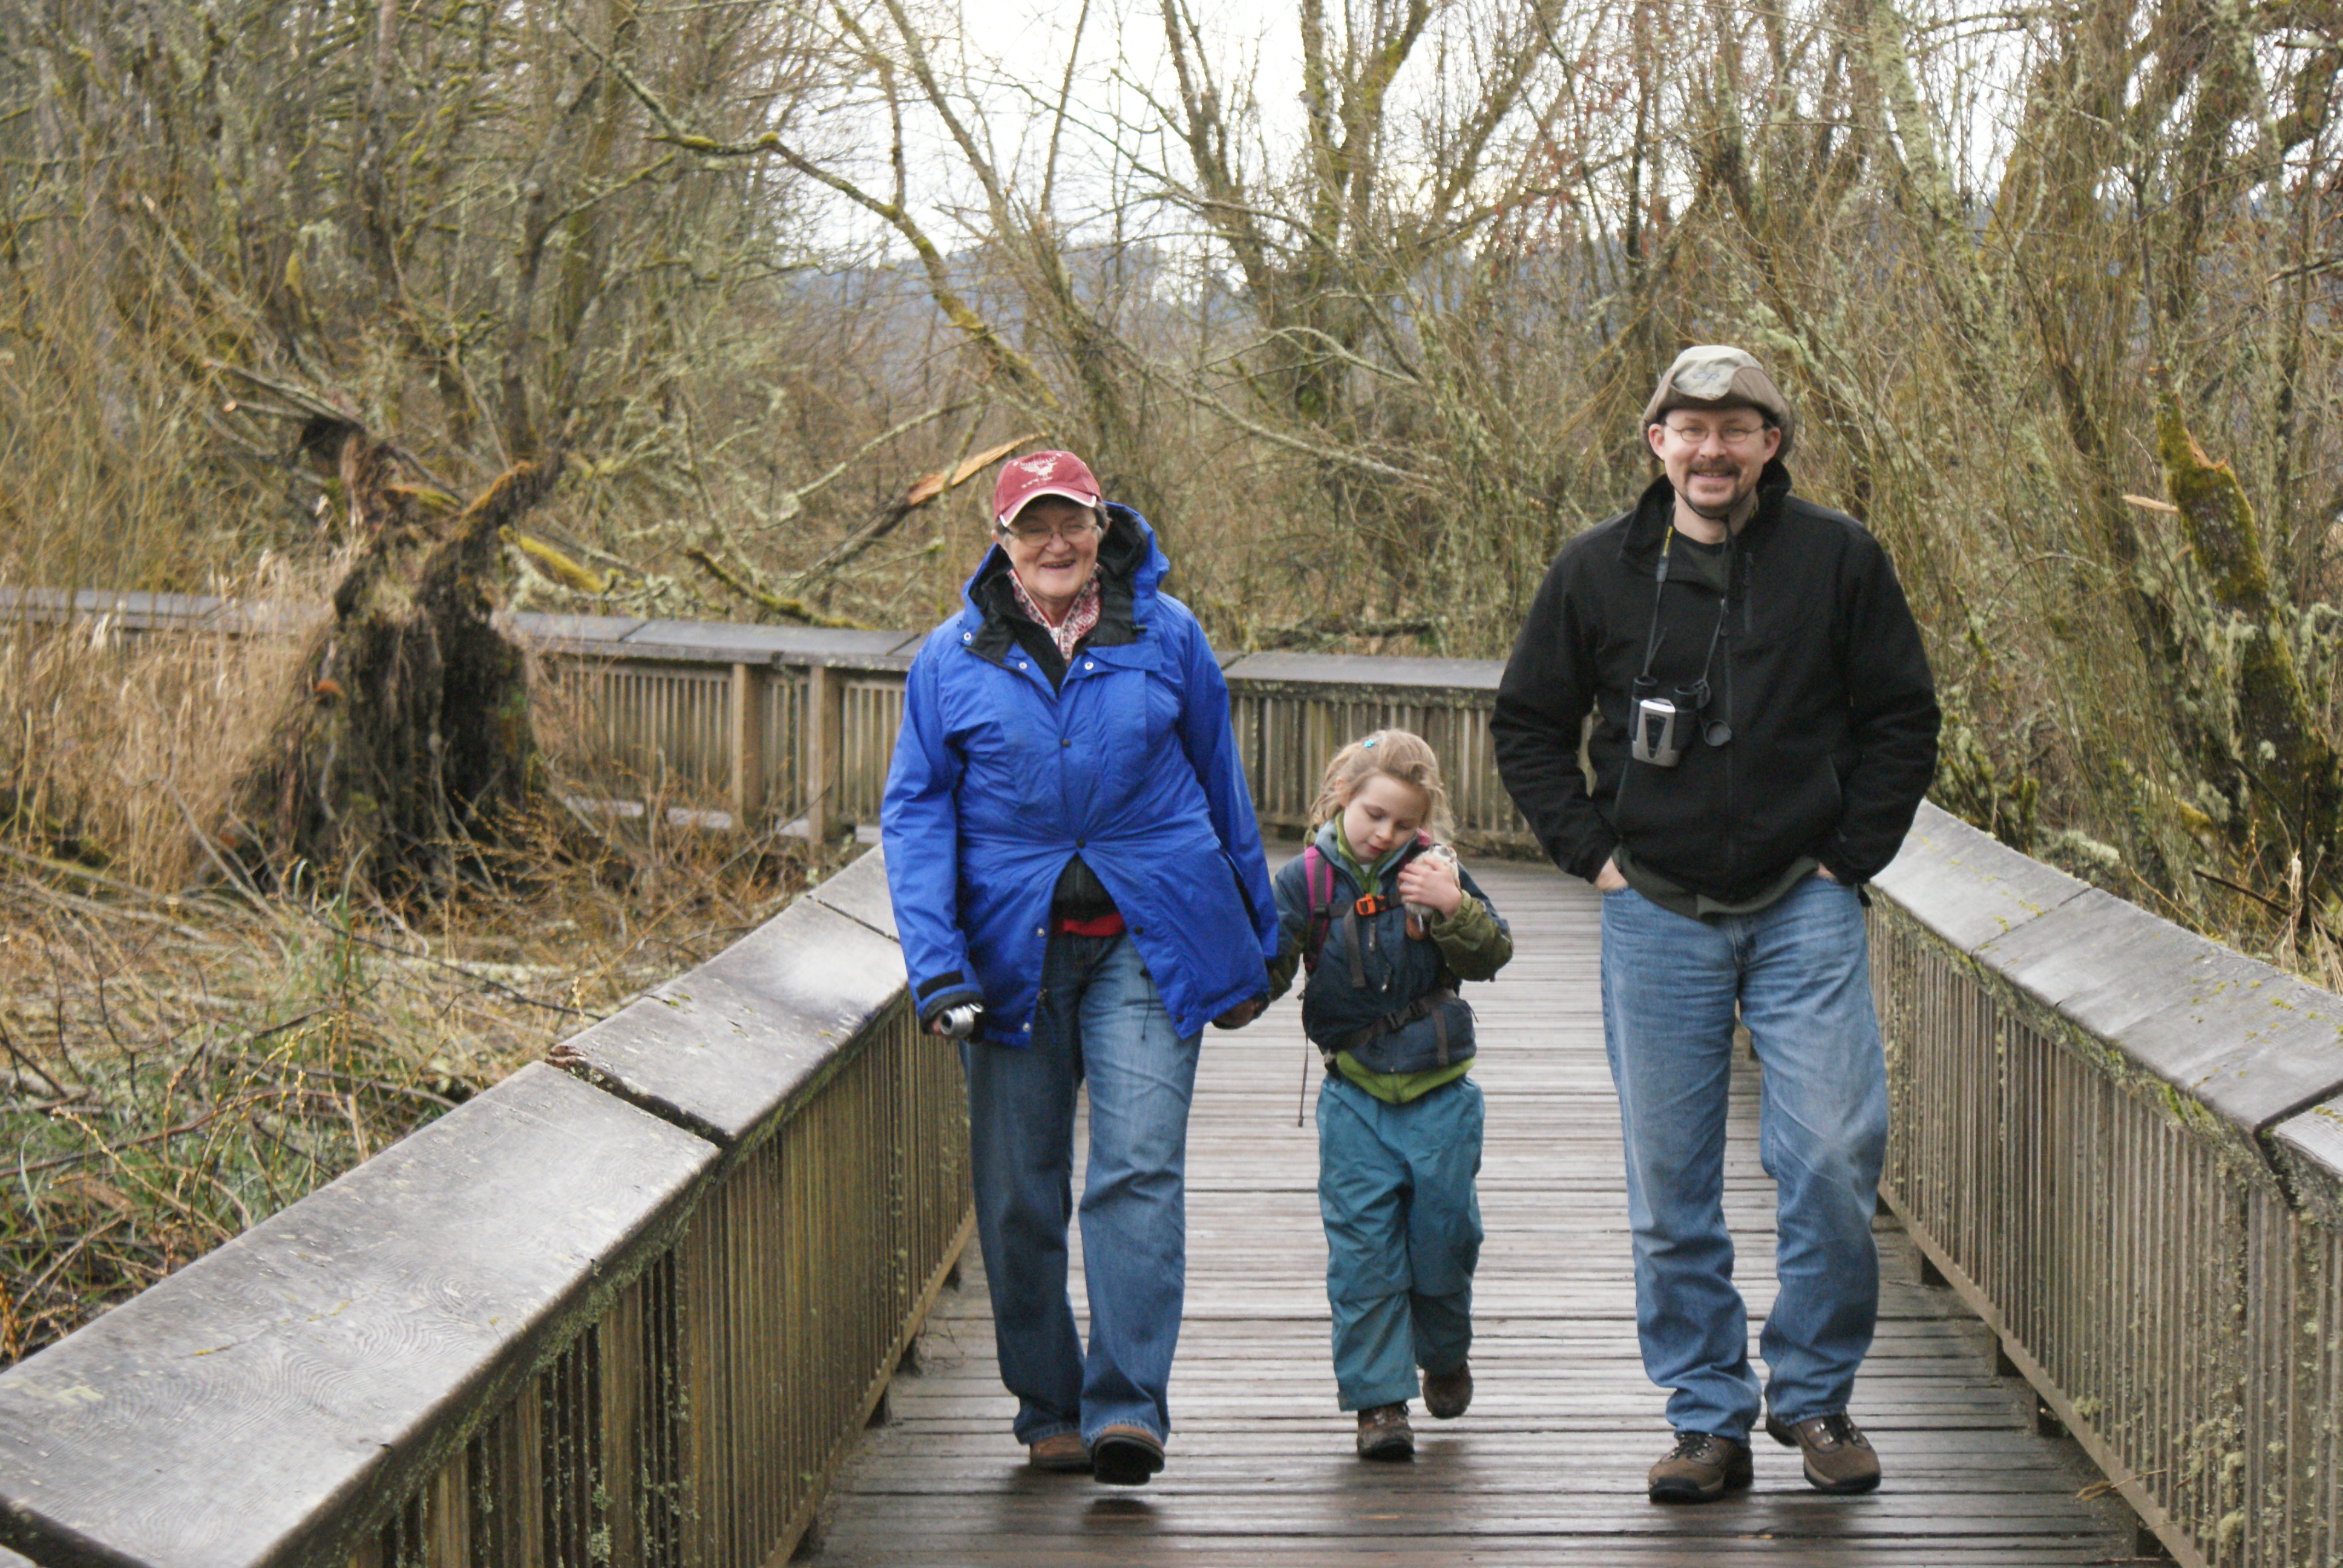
[{"left": 1314, "top": 819, "right": 1407, "bottom": 891}]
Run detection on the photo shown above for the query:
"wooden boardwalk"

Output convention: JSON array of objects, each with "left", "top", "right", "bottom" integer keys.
[{"left": 814, "top": 861, "right": 2137, "bottom": 1565}]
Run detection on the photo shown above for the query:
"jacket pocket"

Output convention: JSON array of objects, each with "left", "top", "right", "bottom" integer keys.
[
  {"left": 1350, "top": 991, "right": 1477, "bottom": 1074},
  {"left": 1742, "top": 753, "right": 1841, "bottom": 863}
]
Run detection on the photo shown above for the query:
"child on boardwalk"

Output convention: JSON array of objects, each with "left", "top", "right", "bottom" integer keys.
[{"left": 1267, "top": 730, "right": 1513, "bottom": 1460}]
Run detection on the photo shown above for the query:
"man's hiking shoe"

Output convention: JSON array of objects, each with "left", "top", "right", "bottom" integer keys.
[
  {"left": 1089, "top": 1423, "right": 1165, "bottom": 1486},
  {"left": 1027, "top": 1431, "right": 1091, "bottom": 1472},
  {"left": 1767, "top": 1411, "right": 1881, "bottom": 1494},
  {"left": 1356, "top": 1403, "right": 1415, "bottom": 1460},
  {"left": 1647, "top": 1431, "right": 1753, "bottom": 1502},
  {"left": 1422, "top": 1361, "right": 1473, "bottom": 1420}
]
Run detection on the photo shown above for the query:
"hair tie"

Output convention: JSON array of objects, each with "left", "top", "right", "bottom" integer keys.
[{"left": 1363, "top": 736, "right": 1378, "bottom": 748}]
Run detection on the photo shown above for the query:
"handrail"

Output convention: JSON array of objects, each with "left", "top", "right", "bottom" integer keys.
[
  {"left": 0, "top": 586, "right": 1533, "bottom": 852},
  {"left": 0, "top": 849, "right": 968, "bottom": 1568},
  {"left": 1871, "top": 803, "right": 2343, "bottom": 1568},
  {"left": 7, "top": 589, "right": 2343, "bottom": 1565}
]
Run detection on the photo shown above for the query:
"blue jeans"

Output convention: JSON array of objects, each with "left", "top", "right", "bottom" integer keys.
[
  {"left": 960, "top": 932, "right": 1201, "bottom": 1446},
  {"left": 1317, "top": 1073, "right": 1484, "bottom": 1411},
  {"left": 1599, "top": 874, "right": 1888, "bottom": 1440}
]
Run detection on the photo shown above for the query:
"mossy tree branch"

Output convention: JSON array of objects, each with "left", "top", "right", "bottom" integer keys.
[{"left": 2157, "top": 391, "right": 2343, "bottom": 884}]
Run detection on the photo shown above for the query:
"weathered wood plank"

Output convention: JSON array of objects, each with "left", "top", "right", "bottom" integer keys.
[
  {"left": 808, "top": 861, "right": 2135, "bottom": 1564},
  {"left": 1972, "top": 888, "right": 2343, "bottom": 1132},
  {"left": 1870, "top": 803, "right": 2091, "bottom": 953},
  {"left": 801, "top": 1541, "right": 2131, "bottom": 1566},
  {"left": 807, "top": 844, "right": 899, "bottom": 941},
  {"left": 1219, "top": 652, "right": 1506, "bottom": 693},
  {"left": 620, "top": 621, "right": 913, "bottom": 666},
  {"left": 504, "top": 609, "right": 649, "bottom": 652},
  {"left": 559, "top": 893, "right": 906, "bottom": 1149},
  {"left": 2271, "top": 1094, "right": 2343, "bottom": 1225}
]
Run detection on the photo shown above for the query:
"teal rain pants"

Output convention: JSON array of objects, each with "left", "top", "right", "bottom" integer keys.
[{"left": 1315, "top": 1072, "right": 1485, "bottom": 1411}]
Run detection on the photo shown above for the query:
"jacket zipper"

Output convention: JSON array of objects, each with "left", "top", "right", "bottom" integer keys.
[{"left": 1721, "top": 552, "right": 1735, "bottom": 886}]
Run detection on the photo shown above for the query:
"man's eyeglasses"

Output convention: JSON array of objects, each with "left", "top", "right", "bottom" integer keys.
[
  {"left": 1001, "top": 517, "right": 1102, "bottom": 545},
  {"left": 1662, "top": 420, "right": 1771, "bottom": 449}
]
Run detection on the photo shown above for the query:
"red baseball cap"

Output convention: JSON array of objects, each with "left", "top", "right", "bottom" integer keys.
[{"left": 992, "top": 449, "right": 1103, "bottom": 528}]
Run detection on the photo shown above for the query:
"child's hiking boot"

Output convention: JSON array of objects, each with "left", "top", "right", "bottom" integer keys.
[
  {"left": 1766, "top": 1411, "right": 1881, "bottom": 1494},
  {"left": 1646, "top": 1431, "right": 1752, "bottom": 1503},
  {"left": 1421, "top": 1361, "right": 1473, "bottom": 1420},
  {"left": 1355, "top": 1403, "right": 1415, "bottom": 1460}
]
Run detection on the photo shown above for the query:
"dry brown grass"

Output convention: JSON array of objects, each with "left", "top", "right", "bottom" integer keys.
[
  {"left": 1, "top": 564, "right": 330, "bottom": 889},
  {"left": 0, "top": 606, "right": 832, "bottom": 1366}
]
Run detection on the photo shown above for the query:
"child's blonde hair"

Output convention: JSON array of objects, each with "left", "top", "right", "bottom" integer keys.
[{"left": 1308, "top": 728, "right": 1455, "bottom": 843}]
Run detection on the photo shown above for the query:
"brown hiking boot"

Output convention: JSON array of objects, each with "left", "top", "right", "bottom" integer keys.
[
  {"left": 1356, "top": 1403, "right": 1415, "bottom": 1460},
  {"left": 1647, "top": 1431, "right": 1754, "bottom": 1503},
  {"left": 1026, "top": 1431, "right": 1091, "bottom": 1473},
  {"left": 1766, "top": 1411, "right": 1881, "bottom": 1494},
  {"left": 1422, "top": 1361, "right": 1473, "bottom": 1420}
]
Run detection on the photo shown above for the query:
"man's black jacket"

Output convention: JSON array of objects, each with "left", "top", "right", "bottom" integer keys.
[{"left": 1493, "top": 462, "right": 1940, "bottom": 900}]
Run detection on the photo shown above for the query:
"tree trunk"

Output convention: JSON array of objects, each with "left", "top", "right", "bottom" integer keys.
[
  {"left": 2157, "top": 395, "right": 2343, "bottom": 886},
  {"left": 238, "top": 432, "right": 562, "bottom": 892}
]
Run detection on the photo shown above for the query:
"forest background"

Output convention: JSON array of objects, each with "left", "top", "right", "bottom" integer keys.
[
  {"left": 0, "top": 0, "right": 2338, "bottom": 1352},
  {"left": 5, "top": 0, "right": 2342, "bottom": 925}
]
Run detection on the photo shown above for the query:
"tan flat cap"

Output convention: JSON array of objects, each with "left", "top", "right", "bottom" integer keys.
[{"left": 1642, "top": 345, "right": 1794, "bottom": 458}]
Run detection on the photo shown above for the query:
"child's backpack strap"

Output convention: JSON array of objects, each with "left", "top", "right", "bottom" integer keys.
[{"left": 1300, "top": 844, "right": 1337, "bottom": 975}]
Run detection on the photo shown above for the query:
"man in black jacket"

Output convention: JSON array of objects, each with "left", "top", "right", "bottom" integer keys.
[{"left": 1493, "top": 347, "right": 1939, "bottom": 1503}]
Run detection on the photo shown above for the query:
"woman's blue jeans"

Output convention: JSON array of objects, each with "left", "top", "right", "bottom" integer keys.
[
  {"left": 960, "top": 932, "right": 1201, "bottom": 1447},
  {"left": 1599, "top": 874, "right": 1888, "bottom": 1441}
]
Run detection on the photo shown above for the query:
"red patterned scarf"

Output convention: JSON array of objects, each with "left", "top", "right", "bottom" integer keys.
[{"left": 1008, "top": 570, "right": 1102, "bottom": 661}]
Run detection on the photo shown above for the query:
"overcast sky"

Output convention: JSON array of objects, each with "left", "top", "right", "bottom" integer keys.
[{"left": 795, "top": 0, "right": 1314, "bottom": 258}]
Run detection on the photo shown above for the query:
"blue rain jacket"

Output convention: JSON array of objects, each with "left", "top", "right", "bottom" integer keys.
[{"left": 880, "top": 505, "right": 1279, "bottom": 1044}]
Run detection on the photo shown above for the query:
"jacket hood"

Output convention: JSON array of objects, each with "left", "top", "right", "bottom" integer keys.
[
  {"left": 1619, "top": 459, "right": 1794, "bottom": 568},
  {"left": 958, "top": 501, "right": 1168, "bottom": 625}
]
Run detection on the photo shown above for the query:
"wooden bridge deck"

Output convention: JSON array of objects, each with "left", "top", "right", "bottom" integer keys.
[{"left": 813, "top": 862, "right": 2136, "bottom": 1565}]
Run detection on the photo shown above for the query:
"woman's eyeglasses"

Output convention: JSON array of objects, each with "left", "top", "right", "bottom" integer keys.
[{"left": 1002, "top": 518, "right": 1101, "bottom": 545}]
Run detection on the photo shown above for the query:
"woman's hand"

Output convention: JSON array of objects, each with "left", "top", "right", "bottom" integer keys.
[
  {"left": 1211, "top": 996, "right": 1267, "bottom": 1030},
  {"left": 1397, "top": 855, "right": 1463, "bottom": 917},
  {"left": 1594, "top": 856, "right": 1629, "bottom": 893},
  {"left": 928, "top": 1004, "right": 981, "bottom": 1039}
]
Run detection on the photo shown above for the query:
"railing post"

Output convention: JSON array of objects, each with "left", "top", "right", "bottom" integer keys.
[
  {"left": 805, "top": 661, "right": 844, "bottom": 843},
  {"left": 730, "top": 661, "right": 768, "bottom": 830}
]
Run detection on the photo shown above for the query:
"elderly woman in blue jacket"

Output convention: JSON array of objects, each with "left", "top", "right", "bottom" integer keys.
[{"left": 881, "top": 450, "right": 1278, "bottom": 1488}]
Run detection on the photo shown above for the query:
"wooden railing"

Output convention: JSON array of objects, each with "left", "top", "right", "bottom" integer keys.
[
  {"left": 0, "top": 849, "right": 967, "bottom": 1568},
  {"left": 5, "top": 589, "right": 2343, "bottom": 1566},
  {"left": 0, "top": 587, "right": 1533, "bottom": 852},
  {"left": 1871, "top": 803, "right": 2343, "bottom": 1568}
]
